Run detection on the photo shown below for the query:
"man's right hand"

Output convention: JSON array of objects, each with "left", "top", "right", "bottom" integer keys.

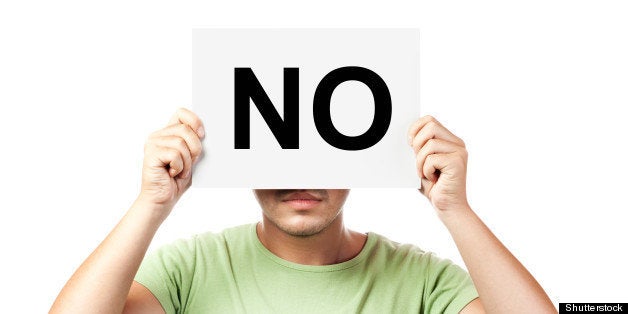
[
  {"left": 137, "top": 108, "right": 204, "bottom": 219},
  {"left": 51, "top": 108, "right": 204, "bottom": 314}
]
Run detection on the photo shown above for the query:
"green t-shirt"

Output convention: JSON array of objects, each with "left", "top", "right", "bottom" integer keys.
[{"left": 135, "top": 223, "right": 478, "bottom": 314}]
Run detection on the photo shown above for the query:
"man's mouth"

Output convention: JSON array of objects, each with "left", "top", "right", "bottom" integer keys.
[{"left": 282, "top": 191, "right": 322, "bottom": 209}]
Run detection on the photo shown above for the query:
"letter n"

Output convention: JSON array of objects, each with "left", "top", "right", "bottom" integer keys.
[{"left": 234, "top": 68, "right": 299, "bottom": 149}]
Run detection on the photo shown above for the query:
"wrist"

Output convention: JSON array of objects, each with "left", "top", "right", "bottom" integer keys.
[
  {"left": 436, "top": 203, "right": 475, "bottom": 227},
  {"left": 130, "top": 195, "right": 174, "bottom": 226}
]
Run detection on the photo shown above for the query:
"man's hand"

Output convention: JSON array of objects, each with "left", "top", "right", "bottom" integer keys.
[
  {"left": 137, "top": 108, "right": 204, "bottom": 218},
  {"left": 408, "top": 115, "right": 469, "bottom": 213},
  {"left": 408, "top": 116, "right": 556, "bottom": 313},
  {"left": 51, "top": 108, "right": 204, "bottom": 314}
]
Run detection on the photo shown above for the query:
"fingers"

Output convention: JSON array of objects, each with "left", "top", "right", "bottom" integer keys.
[
  {"left": 168, "top": 107, "right": 205, "bottom": 138},
  {"left": 151, "top": 124, "right": 203, "bottom": 163},
  {"left": 156, "top": 146, "right": 186, "bottom": 178},
  {"left": 422, "top": 152, "right": 460, "bottom": 182},
  {"left": 409, "top": 115, "right": 470, "bottom": 211},
  {"left": 145, "top": 109, "right": 204, "bottom": 180},
  {"left": 408, "top": 115, "right": 464, "bottom": 155},
  {"left": 418, "top": 152, "right": 466, "bottom": 197},
  {"left": 154, "top": 136, "right": 193, "bottom": 178},
  {"left": 415, "top": 138, "right": 466, "bottom": 180},
  {"left": 408, "top": 115, "right": 467, "bottom": 182}
]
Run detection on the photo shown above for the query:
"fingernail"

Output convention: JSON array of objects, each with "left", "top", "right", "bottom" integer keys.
[
  {"left": 193, "top": 156, "right": 199, "bottom": 164},
  {"left": 407, "top": 135, "right": 413, "bottom": 146},
  {"left": 197, "top": 126, "right": 205, "bottom": 138}
]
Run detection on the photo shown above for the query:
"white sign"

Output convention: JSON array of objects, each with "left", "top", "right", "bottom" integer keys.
[{"left": 193, "top": 28, "right": 420, "bottom": 188}]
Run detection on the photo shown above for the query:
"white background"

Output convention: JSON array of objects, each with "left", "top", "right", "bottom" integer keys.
[{"left": 1, "top": 1, "right": 627, "bottom": 312}]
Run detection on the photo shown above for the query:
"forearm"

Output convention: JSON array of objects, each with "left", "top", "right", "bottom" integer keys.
[
  {"left": 50, "top": 199, "right": 166, "bottom": 313},
  {"left": 440, "top": 206, "right": 555, "bottom": 314}
]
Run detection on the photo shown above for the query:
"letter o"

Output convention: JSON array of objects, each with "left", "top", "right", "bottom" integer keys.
[{"left": 313, "top": 66, "right": 392, "bottom": 151}]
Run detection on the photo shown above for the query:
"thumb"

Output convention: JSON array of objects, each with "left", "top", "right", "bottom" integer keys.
[{"left": 419, "top": 177, "right": 435, "bottom": 198}]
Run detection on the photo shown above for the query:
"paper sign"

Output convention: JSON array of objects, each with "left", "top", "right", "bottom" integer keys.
[{"left": 193, "top": 28, "right": 419, "bottom": 188}]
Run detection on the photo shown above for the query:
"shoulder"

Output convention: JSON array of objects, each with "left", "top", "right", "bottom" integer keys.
[
  {"left": 369, "top": 232, "right": 433, "bottom": 263},
  {"left": 368, "top": 233, "right": 478, "bottom": 312},
  {"left": 368, "top": 233, "right": 467, "bottom": 278},
  {"left": 147, "top": 223, "right": 255, "bottom": 262}
]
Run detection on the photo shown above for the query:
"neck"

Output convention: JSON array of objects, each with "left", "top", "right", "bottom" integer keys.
[{"left": 256, "top": 215, "right": 366, "bottom": 266}]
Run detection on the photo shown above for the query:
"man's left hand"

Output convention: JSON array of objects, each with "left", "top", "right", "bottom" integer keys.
[{"left": 408, "top": 115, "right": 470, "bottom": 214}]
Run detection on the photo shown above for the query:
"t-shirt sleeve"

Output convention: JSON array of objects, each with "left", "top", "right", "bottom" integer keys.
[
  {"left": 422, "top": 253, "right": 479, "bottom": 314},
  {"left": 134, "top": 237, "right": 198, "bottom": 314}
]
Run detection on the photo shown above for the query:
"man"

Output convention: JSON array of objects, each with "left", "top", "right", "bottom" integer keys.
[{"left": 51, "top": 108, "right": 556, "bottom": 313}]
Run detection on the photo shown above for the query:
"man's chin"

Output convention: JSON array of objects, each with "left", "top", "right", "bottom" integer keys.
[{"left": 275, "top": 219, "right": 329, "bottom": 237}]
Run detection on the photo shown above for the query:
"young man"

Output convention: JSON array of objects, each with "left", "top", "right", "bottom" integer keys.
[{"left": 51, "top": 108, "right": 556, "bottom": 313}]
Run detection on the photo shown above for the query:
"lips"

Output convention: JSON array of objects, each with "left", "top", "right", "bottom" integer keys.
[
  {"left": 283, "top": 192, "right": 322, "bottom": 201},
  {"left": 282, "top": 191, "right": 322, "bottom": 210}
]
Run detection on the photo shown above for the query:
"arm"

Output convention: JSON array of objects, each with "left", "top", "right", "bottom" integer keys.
[
  {"left": 50, "top": 108, "right": 204, "bottom": 314},
  {"left": 408, "top": 116, "right": 556, "bottom": 314}
]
